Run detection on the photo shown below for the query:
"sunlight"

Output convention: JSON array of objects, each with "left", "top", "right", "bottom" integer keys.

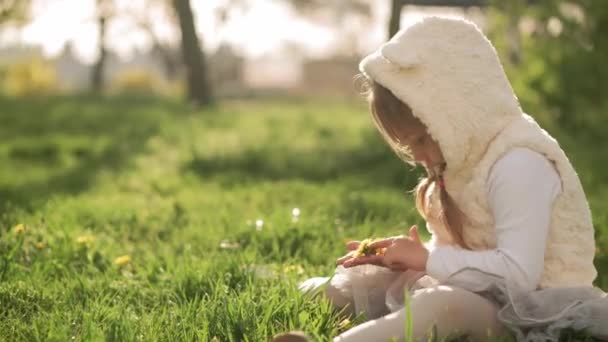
[{"left": 12, "top": 0, "right": 472, "bottom": 64}]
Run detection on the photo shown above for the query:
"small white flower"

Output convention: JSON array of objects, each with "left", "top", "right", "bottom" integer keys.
[
  {"left": 255, "top": 219, "right": 264, "bottom": 230},
  {"left": 292, "top": 208, "right": 300, "bottom": 217},
  {"left": 219, "top": 240, "right": 240, "bottom": 250}
]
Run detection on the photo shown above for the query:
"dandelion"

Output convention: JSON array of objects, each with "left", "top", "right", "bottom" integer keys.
[
  {"left": 35, "top": 242, "right": 45, "bottom": 250},
  {"left": 353, "top": 238, "right": 386, "bottom": 257},
  {"left": 292, "top": 208, "right": 300, "bottom": 223},
  {"left": 114, "top": 255, "right": 131, "bottom": 267},
  {"left": 255, "top": 219, "right": 264, "bottom": 231},
  {"left": 338, "top": 318, "right": 352, "bottom": 331},
  {"left": 76, "top": 235, "right": 94, "bottom": 245},
  {"left": 13, "top": 223, "right": 25, "bottom": 235},
  {"left": 283, "top": 264, "right": 304, "bottom": 275},
  {"left": 219, "top": 240, "right": 240, "bottom": 250}
]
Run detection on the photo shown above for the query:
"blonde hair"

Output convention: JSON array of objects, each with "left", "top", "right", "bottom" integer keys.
[{"left": 363, "top": 79, "right": 469, "bottom": 249}]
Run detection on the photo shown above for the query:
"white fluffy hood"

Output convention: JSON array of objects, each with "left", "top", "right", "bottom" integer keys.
[{"left": 360, "top": 17, "right": 523, "bottom": 179}]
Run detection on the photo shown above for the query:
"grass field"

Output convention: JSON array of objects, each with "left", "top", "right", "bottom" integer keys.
[{"left": 0, "top": 95, "right": 606, "bottom": 341}]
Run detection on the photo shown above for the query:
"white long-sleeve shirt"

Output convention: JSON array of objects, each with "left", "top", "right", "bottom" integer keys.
[{"left": 425, "top": 147, "right": 562, "bottom": 292}]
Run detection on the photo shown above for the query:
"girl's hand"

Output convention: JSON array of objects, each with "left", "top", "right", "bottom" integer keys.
[
  {"left": 335, "top": 240, "right": 365, "bottom": 266},
  {"left": 338, "top": 226, "right": 429, "bottom": 272}
]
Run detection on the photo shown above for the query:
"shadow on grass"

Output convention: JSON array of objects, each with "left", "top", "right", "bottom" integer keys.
[
  {"left": 0, "top": 95, "right": 184, "bottom": 218},
  {"left": 186, "top": 130, "right": 423, "bottom": 191}
]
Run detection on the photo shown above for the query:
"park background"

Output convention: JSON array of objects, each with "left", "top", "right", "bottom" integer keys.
[{"left": 0, "top": 0, "right": 607, "bottom": 340}]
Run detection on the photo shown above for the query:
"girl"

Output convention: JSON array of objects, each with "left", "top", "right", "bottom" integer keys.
[{"left": 275, "top": 16, "right": 607, "bottom": 342}]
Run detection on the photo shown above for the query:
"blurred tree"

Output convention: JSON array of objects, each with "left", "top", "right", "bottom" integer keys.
[
  {"left": 488, "top": 0, "right": 608, "bottom": 139},
  {"left": 91, "top": 0, "right": 114, "bottom": 92},
  {"left": 283, "top": 0, "right": 373, "bottom": 55},
  {"left": 0, "top": 0, "right": 30, "bottom": 26},
  {"left": 388, "top": 0, "right": 405, "bottom": 40},
  {"left": 387, "top": 0, "right": 486, "bottom": 39},
  {"left": 286, "top": 0, "right": 371, "bottom": 19},
  {"left": 172, "top": 0, "right": 212, "bottom": 106},
  {"left": 128, "top": 0, "right": 181, "bottom": 81},
  {"left": 2, "top": 58, "right": 58, "bottom": 96}
]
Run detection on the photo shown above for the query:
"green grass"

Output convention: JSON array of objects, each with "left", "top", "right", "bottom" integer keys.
[{"left": 0, "top": 95, "right": 605, "bottom": 341}]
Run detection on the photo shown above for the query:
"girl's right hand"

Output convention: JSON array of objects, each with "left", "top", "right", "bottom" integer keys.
[
  {"left": 336, "top": 238, "right": 397, "bottom": 267},
  {"left": 338, "top": 226, "right": 429, "bottom": 272},
  {"left": 335, "top": 240, "right": 363, "bottom": 266}
]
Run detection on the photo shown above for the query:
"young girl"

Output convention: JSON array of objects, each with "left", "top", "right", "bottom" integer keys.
[{"left": 275, "top": 16, "right": 607, "bottom": 342}]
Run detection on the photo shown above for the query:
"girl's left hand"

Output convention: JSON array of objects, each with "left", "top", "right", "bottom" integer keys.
[{"left": 340, "top": 225, "right": 429, "bottom": 272}]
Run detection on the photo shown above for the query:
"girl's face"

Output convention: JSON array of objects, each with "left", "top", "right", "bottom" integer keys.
[
  {"left": 395, "top": 129, "right": 445, "bottom": 171},
  {"left": 368, "top": 81, "right": 445, "bottom": 172}
]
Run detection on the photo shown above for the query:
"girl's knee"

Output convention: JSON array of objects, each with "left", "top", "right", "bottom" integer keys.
[
  {"left": 410, "top": 285, "right": 505, "bottom": 340},
  {"left": 299, "top": 277, "right": 354, "bottom": 315},
  {"left": 411, "top": 285, "right": 468, "bottom": 318}
]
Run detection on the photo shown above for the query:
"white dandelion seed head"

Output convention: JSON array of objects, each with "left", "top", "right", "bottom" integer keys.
[
  {"left": 255, "top": 219, "right": 264, "bottom": 230},
  {"left": 292, "top": 208, "right": 300, "bottom": 217}
]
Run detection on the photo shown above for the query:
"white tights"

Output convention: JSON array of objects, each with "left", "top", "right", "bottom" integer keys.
[{"left": 302, "top": 278, "right": 507, "bottom": 341}]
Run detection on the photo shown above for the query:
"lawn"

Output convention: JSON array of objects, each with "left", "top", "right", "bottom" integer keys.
[{"left": 0, "top": 95, "right": 606, "bottom": 341}]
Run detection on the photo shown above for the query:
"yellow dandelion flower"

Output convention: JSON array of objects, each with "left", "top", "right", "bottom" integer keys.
[
  {"left": 13, "top": 223, "right": 25, "bottom": 235},
  {"left": 114, "top": 255, "right": 131, "bottom": 266},
  {"left": 338, "top": 318, "right": 352, "bottom": 330},
  {"left": 76, "top": 235, "right": 94, "bottom": 244},
  {"left": 283, "top": 265, "right": 305, "bottom": 275},
  {"left": 35, "top": 242, "right": 45, "bottom": 249},
  {"left": 353, "top": 238, "right": 386, "bottom": 257}
]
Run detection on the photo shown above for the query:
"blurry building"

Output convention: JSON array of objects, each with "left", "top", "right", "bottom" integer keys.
[
  {"left": 53, "top": 42, "right": 89, "bottom": 91},
  {"left": 1, "top": 41, "right": 364, "bottom": 98},
  {"left": 297, "top": 56, "right": 362, "bottom": 97},
  {"left": 208, "top": 44, "right": 246, "bottom": 97},
  {"left": 0, "top": 44, "right": 44, "bottom": 63}
]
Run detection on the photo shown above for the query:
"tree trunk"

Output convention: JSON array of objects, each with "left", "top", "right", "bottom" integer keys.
[
  {"left": 91, "top": 12, "right": 107, "bottom": 92},
  {"left": 172, "top": 0, "right": 212, "bottom": 106},
  {"left": 388, "top": 0, "right": 404, "bottom": 40},
  {"left": 388, "top": 0, "right": 487, "bottom": 40}
]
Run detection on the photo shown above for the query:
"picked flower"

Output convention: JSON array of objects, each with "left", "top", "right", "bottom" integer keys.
[
  {"left": 13, "top": 223, "right": 25, "bottom": 235},
  {"left": 114, "top": 255, "right": 131, "bottom": 267},
  {"left": 353, "top": 238, "right": 386, "bottom": 257}
]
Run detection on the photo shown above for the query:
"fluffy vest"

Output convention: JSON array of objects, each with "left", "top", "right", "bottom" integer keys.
[
  {"left": 443, "top": 115, "right": 597, "bottom": 288},
  {"left": 359, "top": 16, "right": 597, "bottom": 288}
]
